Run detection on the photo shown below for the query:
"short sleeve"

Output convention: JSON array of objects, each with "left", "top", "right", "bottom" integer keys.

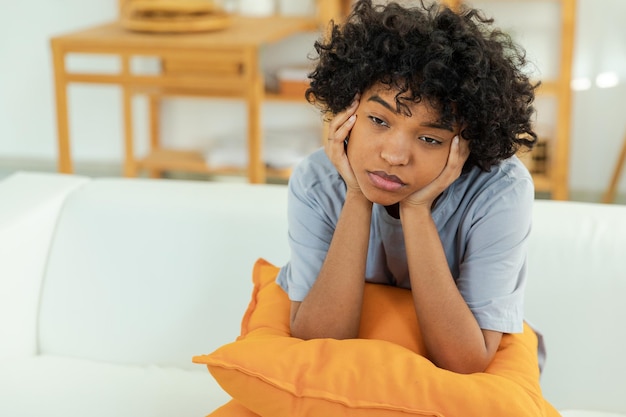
[
  {"left": 456, "top": 174, "right": 534, "bottom": 334},
  {"left": 275, "top": 150, "right": 345, "bottom": 301}
]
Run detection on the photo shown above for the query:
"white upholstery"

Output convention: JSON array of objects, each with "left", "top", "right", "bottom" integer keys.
[
  {"left": 561, "top": 412, "right": 626, "bottom": 417},
  {"left": 0, "top": 355, "right": 228, "bottom": 417},
  {"left": 36, "top": 178, "right": 289, "bottom": 370},
  {"left": 526, "top": 201, "right": 626, "bottom": 413},
  {"left": 0, "top": 173, "right": 90, "bottom": 360},
  {"left": 0, "top": 171, "right": 624, "bottom": 417}
]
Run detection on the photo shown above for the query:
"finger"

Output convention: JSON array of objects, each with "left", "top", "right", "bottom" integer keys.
[
  {"left": 331, "top": 98, "right": 358, "bottom": 130},
  {"left": 433, "top": 136, "right": 467, "bottom": 187},
  {"left": 447, "top": 136, "right": 470, "bottom": 170},
  {"left": 328, "top": 97, "right": 359, "bottom": 140},
  {"left": 326, "top": 113, "right": 356, "bottom": 144},
  {"left": 457, "top": 136, "right": 471, "bottom": 162},
  {"left": 330, "top": 114, "right": 356, "bottom": 144}
]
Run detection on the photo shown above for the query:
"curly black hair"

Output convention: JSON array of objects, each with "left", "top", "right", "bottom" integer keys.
[{"left": 306, "top": 0, "right": 538, "bottom": 170}]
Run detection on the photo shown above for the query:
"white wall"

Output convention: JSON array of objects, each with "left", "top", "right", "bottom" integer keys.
[{"left": 1, "top": 0, "right": 625, "bottom": 197}]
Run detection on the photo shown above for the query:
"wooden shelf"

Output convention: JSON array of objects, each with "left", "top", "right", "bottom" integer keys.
[
  {"left": 265, "top": 91, "right": 309, "bottom": 102},
  {"left": 441, "top": 0, "right": 575, "bottom": 200},
  {"left": 139, "top": 149, "right": 211, "bottom": 173},
  {"left": 130, "top": 84, "right": 308, "bottom": 181},
  {"left": 138, "top": 148, "right": 293, "bottom": 180}
]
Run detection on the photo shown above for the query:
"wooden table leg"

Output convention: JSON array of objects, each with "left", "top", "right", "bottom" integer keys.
[
  {"left": 122, "top": 85, "right": 138, "bottom": 177},
  {"left": 51, "top": 42, "right": 73, "bottom": 174},
  {"left": 246, "top": 50, "right": 265, "bottom": 184},
  {"left": 148, "top": 94, "right": 163, "bottom": 178},
  {"left": 602, "top": 130, "right": 626, "bottom": 204}
]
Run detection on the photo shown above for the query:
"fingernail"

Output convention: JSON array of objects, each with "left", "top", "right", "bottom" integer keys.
[{"left": 348, "top": 115, "right": 356, "bottom": 123}]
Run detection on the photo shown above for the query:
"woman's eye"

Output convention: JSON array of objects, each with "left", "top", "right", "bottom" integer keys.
[
  {"left": 419, "top": 136, "right": 442, "bottom": 145},
  {"left": 369, "top": 116, "right": 388, "bottom": 127}
]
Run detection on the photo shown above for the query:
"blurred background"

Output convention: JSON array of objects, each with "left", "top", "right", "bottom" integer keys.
[{"left": 0, "top": 0, "right": 624, "bottom": 202}]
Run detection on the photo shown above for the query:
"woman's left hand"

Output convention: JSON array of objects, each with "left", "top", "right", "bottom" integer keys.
[{"left": 401, "top": 135, "right": 470, "bottom": 210}]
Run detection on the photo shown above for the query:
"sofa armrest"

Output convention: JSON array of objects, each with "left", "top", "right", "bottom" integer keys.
[{"left": 0, "top": 172, "right": 90, "bottom": 359}]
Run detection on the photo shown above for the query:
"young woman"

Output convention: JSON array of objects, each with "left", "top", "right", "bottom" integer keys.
[{"left": 276, "top": 0, "right": 540, "bottom": 374}]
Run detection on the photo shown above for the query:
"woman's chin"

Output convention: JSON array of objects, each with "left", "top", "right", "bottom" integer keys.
[{"left": 361, "top": 187, "right": 403, "bottom": 207}]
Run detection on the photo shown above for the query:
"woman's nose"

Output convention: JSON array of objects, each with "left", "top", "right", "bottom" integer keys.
[{"left": 380, "top": 135, "right": 410, "bottom": 166}]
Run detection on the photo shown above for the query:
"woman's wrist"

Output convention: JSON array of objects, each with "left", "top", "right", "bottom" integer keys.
[
  {"left": 399, "top": 200, "right": 433, "bottom": 222},
  {"left": 345, "top": 188, "right": 373, "bottom": 208}
]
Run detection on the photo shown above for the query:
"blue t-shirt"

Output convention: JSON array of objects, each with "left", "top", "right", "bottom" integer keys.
[{"left": 277, "top": 148, "right": 534, "bottom": 336}]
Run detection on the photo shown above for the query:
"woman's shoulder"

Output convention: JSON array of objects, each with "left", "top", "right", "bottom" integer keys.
[
  {"left": 496, "top": 155, "right": 534, "bottom": 183},
  {"left": 289, "top": 148, "right": 347, "bottom": 209},
  {"left": 461, "top": 156, "right": 533, "bottom": 195},
  {"left": 293, "top": 147, "right": 332, "bottom": 173},
  {"left": 436, "top": 156, "right": 534, "bottom": 218},
  {"left": 291, "top": 148, "right": 343, "bottom": 190}
]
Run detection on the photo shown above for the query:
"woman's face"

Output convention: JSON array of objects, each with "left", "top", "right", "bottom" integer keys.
[{"left": 347, "top": 83, "right": 459, "bottom": 206}]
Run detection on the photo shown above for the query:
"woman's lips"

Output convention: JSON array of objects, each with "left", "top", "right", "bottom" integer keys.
[{"left": 367, "top": 171, "right": 406, "bottom": 191}]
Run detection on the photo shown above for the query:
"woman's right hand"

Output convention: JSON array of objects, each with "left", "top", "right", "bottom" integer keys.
[{"left": 325, "top": 96, "right": 360, "bottom": 192}]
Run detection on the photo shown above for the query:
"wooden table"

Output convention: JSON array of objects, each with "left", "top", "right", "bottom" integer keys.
[{"left": 51, "top": 16, "right": 317, "bottom": 183}]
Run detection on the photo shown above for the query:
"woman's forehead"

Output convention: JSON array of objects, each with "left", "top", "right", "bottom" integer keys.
[{"left": 364, "top": 83, "right": 440, "bottom": 113}]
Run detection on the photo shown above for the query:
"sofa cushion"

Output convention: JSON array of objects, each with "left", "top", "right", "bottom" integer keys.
[
  {"left": 526, "top": 201, "right": 626, "bottom": 412},
  {"left": 195, "top": 259, "right": 560, "bottom": 417},
  {"left": 560, "top": 412, "right": 626, "bottom": 417},
  {"left": 210, "top": 400, "right": 261, "bottom": 416},
  {"left": 37, "top": 179, "right": 289, "bottom": 370},
  {"left": 0, "top": 355, "right": 229, "bottom": 417}
]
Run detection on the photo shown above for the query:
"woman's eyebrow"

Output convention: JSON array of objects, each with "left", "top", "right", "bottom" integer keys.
[
  {"left": 367, "top": 95, "right": 396, "bottom": 113},
  {"left": 421, "top": 121, "right": 454, "bottom": 132},
  {"left": 367, "top": 95, "right": 454, "bottom": 132}
]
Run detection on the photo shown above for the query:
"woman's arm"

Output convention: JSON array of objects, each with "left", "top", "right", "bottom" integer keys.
[
  {"left": 290, "top": 189, "right": 372, "bottom": 339},
  {"left": 401, "top": 137, "right": 502, "bottom": 374},
  {"left": 290, "top": 97, "right": 372, "bottom": 340},
  {"left": 401, "top": 204, "right": 502, "bottom": 374}
]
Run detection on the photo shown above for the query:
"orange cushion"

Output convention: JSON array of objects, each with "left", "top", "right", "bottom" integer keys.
[{"left": 195, "top": 258, "right": 560, "bottom": 417}]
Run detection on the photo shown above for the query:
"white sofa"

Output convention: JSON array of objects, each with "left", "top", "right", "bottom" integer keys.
[{"left": 0, "top": 171, "right": 624, "bottom": 417}]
